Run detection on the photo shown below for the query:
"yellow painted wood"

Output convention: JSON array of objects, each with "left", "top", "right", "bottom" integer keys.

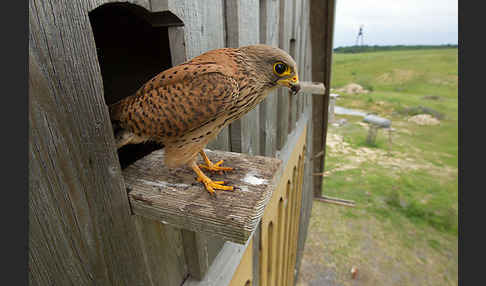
[
  {"left": 283, "top": 180, "right": 293, "bottom": 286},
  {"left": 231, "top": 126, "right": 307, "bottom": 286},
  {"left": 287, "top": 150, "right": 306, "bottom": 286},
  {"left": 229, "top": 239, "right": 254, "bottom": 286},
  {"left": 258, "top": 126, "right": 307, "bottom": 286},
  {"left": 275, "top": 198, "right": 284, "bottom": 286}
]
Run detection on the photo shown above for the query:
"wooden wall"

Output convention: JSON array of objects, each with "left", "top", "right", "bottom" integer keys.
[{"left": 29, "top": 0, "right": 331, "bottom": 285}]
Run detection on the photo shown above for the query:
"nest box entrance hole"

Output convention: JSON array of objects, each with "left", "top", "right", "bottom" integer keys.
[{"left": 89, "top": 3, "right": 183, "bottom": 169}]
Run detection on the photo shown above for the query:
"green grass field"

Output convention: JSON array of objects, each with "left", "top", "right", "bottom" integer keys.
[{"left": 298, "top": 49, "right": 458, "bottom": 286}]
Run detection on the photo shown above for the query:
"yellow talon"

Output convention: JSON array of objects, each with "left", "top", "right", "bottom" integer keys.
[
  {"left": 197, "top": 177, "right": 225, "bottom": 185},
  {"left": 191, "top": 161, "right": 234, "bottom": 195},
  {"left": 199, "top": 151, "right": 234, "bottom": 172}
]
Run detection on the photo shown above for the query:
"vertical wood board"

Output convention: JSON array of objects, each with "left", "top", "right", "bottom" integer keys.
[
  {"left": 226, "top": 0, "right": 261, "bottom": 156},
  {"left": 259, "top": 0, "right": 280, "bottom": 157},
  {"left": 29, "top": 0, "right": 155, "bottom": 283}
]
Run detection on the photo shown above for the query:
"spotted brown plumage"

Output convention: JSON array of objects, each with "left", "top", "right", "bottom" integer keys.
[{"left": 110, "top": 44, "right": 300, "bottom": 195}]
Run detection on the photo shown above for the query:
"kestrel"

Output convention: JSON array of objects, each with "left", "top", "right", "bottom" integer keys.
[{"left": 110, "top": 44, "right": 300, "bottom": 195}]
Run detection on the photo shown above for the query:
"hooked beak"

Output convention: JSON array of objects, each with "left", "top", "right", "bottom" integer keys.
[{"left": 277, "top": 74, "right": 301, "bottom": 95}]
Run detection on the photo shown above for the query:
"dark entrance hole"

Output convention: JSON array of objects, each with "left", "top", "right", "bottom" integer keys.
[{"left": 89, "top": 3, "right": 183, "bottom": 169}]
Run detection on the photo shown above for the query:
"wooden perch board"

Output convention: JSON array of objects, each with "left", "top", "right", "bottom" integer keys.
[
  {"left": 298, "top": 81, "right": 326, "bottom": 95},
  {"left": 123, "top": 149, "right": 282, "bottom": 244}
]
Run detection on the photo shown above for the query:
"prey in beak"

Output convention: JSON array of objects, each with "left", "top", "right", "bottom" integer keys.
[
  {"left": 290, "top": 83, "right": 301, "bottom": 95},
  {"left": 278, "top": 74, "right": 301, "bottom": 95}
]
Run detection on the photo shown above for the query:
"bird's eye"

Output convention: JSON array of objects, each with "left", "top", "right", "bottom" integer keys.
[{"left": 274, "top": 62, "right": 288, "bottom": 75}]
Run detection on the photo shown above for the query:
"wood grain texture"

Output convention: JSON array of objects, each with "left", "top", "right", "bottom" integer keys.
[
  {"left": 29, "top": 1, "right": 207, "bottom": 285},
  {"left": 259, "top": 0, "right": 280, "bottom": 158},
  {"left": 133, "top": 216, "right": 188, "bottom": 285},
  {"left": 276, "top": 0, "right": 292, "bottom": 150},
  {"left": 295, "top": 0, "right": 304, "bottom": 122},
  {"left": 124, "top": 149, "right": 282, "bottom": 244},
  {"left": 183, "top": 240, "right": 252, "bottom": 286},
  {"left": 181, "top": 229, "right": 226, "bottom": 281},
  {"left": 288, "top": 0, "right": 299, "bottom": 135},
  {"left": 310, "top": 0, "right": 335, "bottom": 197},
  {"left": 295, "top": 110, "right": 314, "bottom": 283},
  {"left": 295, "top": 3, "right": 317, "bottom": 279},
  {"left": 30, "top": 0, "right": 324, "bottom": 285},
  {"left": 154, "top": 2, "right": 230, "bottom": 279},
  {"left": 226, "top": 0, "right": 261, "bottom": 156},
  {"left": 29, "top": 0, "right": 156, "bottom": 284},
  {"left": 299, "top": 81, "right": 326, "bottom": 94},
  {"left": 259, "top": 121, "right": 308, "bottom": 286}
]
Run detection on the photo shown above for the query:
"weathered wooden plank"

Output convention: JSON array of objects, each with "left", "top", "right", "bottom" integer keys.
[
  {"left": 124, "top": 149, "right": 282, "bottom": 244},
  {"left": 295, "top": 0, "right": 302, "bottom": 120},
  {"left": 29, "top": 1, "right": 205, "bottom": 285},
  {"left": 299, "top": 81, "right": 326, "bottom": 94},
  {"left": 295, "top": 3, "right": 316, "bottom": 281},
  {"left": 180, "top": 230, "right": 226, "bottom": 281},
  {"left": 199, "top": 0, "right": 232, "bottom": 152},
  {"left": 296, "top": 0, "right": 307, "bottom": 119},
  {"left": 29, "top": 0, "right": 156, "bottom": 283},
  {"left": 293, "top": 4, "right": 315, "bottom": 274},
  {"left": 156, "top": 0, "right": 226, "bottom": 59},
  {"left": 257, "top": 118, "right": 308, "bottom": 286},
  {"left": 154, "top": 2, "right": 231, "bottom": 279},
  {"left": 99, "top": 0, "right": 151, "bottom": 10},
  {"left": 184, "top": 240, "right": 252, "bottom": 286},
  {"left": 288, "top": 0, "right": 299, "bottom": 134},
  {"left": 257, "top": 2, "right": 281, "bottom": 284},
  {"left": 295, "top": 111, "right": 314, "bottom": 284},
  {"left": 168, "top": 26, "right": 187, "bottom": 66},
  {"left": 310, "top": 0, "right": 335, "bottom": 198},
  {"left": 276, "top": 91, "right": 289, "bottom": 154},
  {"left": 226, "top": 0, "right": 261, "bottom": 156},
  {"left": 276, "top": 0, "right": 293, "bottom": 150},
  {"left": 259, "top": 0, "right": 280, "bottom": 157},
  {"left": 133, "top": 217, "right": 188, "bottom": 285}
]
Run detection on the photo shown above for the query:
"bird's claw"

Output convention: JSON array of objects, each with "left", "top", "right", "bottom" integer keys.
[
  {"left": 199, "top": 160, "right": 234, "bottom": 172},
  {"left": 197, "top": 177, "right": 234, "bottom": 195}
]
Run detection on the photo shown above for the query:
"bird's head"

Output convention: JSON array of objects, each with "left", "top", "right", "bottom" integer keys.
[{"left": 241, "top": 45, "right": 301, "bottom": 95}]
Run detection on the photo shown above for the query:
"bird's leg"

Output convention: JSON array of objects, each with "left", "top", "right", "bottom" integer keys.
[
  {"left": 190, "top": 161, "right": 234, "bottom": 195},
  {"left": 198, "top": 150, "right": 234, "bottom": 172}
]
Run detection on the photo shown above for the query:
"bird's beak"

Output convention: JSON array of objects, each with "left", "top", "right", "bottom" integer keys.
[{"left": 278, "top": 74, "right": 301, "bottom": 95}]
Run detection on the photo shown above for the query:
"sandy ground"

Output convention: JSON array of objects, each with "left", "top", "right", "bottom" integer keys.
[
  {"left": 295, "top": 127, "right": 458, "bottom": 286},
  {"left": 334, "top": 83, "right": 370, "bottom": 95},
  {"left": 322, "top": 132, "right": 455, "bottom": 179},
  {"left": 296, "top": 202, "right": 457, "bottom": 286}
]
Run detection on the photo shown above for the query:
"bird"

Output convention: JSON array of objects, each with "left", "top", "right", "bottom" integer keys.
[{"left": 110, "top": 44, "right": 300, "bottom": 195}]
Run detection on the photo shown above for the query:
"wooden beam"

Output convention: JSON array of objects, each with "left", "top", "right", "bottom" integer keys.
[
  {"left": 226, "top": 0, "right": 261, "bottom": 155},
  {"left": 314, "top": 195, "right": 356, "bottom": 207},
  {"left": 310, "top": 0, "right": 336, "bottom": 198},
  {"left": 183, "top": 239, "right": 252, "bottom": 286},
  {"left": 123, "top": 149, "right": 282, "bottom": 244},
  {"left": 299, "top": 81, "right": 326, "bottom": 95}
]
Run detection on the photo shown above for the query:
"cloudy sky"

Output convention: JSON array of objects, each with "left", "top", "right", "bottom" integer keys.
[{"left": 333, "top": 0, "right": 458, "bottom": 48}]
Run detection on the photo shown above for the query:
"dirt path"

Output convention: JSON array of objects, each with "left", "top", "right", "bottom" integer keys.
[
  {"left": 323, "top": 133, "right": 455, "bottom": 179},
  {"left": 296, "top": 129, "right": 458, "bottom": 286},
  {"left": 296, "top": 203, "right": 457, "bottom": 286}
]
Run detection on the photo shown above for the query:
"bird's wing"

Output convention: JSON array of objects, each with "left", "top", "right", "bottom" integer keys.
[{"left": 111, "top": 63, "right": 239, "bottom": 140}]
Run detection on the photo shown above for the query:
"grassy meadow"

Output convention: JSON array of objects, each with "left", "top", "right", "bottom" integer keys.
[{"left": 298, "top": 49, "right": 458, "bottom": 286}]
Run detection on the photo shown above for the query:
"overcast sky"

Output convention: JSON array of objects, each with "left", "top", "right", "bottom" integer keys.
[{"left": 333, "top": 0, "right": 458, "bottom": 48}]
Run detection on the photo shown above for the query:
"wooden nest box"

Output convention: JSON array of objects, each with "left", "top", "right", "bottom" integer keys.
[{"left": 29, "top": 0, "right": 336, "bottom": 285}]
